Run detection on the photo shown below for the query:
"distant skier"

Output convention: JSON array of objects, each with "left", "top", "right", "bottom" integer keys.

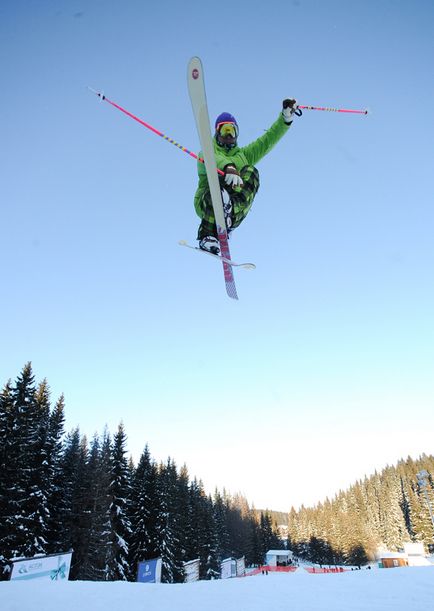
[{"left": 194, "top": 99, "right": 301, "bottom": 254}]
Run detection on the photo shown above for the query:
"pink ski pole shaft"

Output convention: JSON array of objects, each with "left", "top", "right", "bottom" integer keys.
[
  {"left": 299, "top": 105, "right": 368, "bottom": 115},
  {"left": 88, "top": 87, "right": 225, "bottom": 175}
]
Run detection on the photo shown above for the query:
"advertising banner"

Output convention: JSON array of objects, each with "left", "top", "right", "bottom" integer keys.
[
  {"left": 184, "top": 558, "right": 200, "bottom": 583},
  {"left": 137, "top": 558, "right": 162, "bottom": 583},
  {"left": 220, "top": 557, "right": 236, "bottom": 579},
  {"left": 10, "top": 551, "right": 73, "bottom": 581},
  {"left": 236, "top": 556, "right": 245, "bottom": 577}
]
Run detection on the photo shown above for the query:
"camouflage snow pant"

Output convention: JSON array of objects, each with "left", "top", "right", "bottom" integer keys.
[{"left": 196, "top": 165, "right": 260, "bottom": 240}]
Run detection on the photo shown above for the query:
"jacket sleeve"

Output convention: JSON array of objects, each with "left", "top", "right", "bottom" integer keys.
[{"left": 241, "top": 114, "right": 290, "bottom": 166}]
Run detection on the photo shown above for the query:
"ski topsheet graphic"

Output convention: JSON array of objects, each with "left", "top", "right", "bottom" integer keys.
[{"left": 187, "top": 57, "right": 239, "bottom": 300}]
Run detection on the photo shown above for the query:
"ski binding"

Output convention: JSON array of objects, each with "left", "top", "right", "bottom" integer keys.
[{"left": 179, "top": 240, "right": 256, "bottom": 270}]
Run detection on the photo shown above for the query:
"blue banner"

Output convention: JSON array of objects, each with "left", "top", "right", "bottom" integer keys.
[{"left": 137, "top": 558, "right": 162, "bottom": 583}]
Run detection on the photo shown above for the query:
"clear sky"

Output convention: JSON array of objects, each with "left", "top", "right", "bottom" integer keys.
[{"left": 1, "top": 0, "right": 434, "bottom": 511}]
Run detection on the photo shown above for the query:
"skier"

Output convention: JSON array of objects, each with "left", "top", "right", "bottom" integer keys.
[{"left": 194, "top": 99, "right": 301, "bottom": 254}]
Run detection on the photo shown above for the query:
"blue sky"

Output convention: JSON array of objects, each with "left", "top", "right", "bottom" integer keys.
[{"left": 1, "top": 0, "right": 434, "bottom": 510}]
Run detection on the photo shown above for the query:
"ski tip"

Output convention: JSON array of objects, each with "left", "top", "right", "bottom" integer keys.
[
  {"left": 188, "top": 57, "right": 203, "bottom": 82},
  {"left": 178, "top": 240, "right": 188, "bottom": 246},
  {"left": 226, "top": 284, "right": 239, "bottom": 300},
  {"left": 87, "top": 86, "right": 104, "bottom": 101}
]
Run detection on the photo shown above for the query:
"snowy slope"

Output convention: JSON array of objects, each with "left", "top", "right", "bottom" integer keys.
[{"left": 1, "top": 567, "right": 434, "bottom": 611}]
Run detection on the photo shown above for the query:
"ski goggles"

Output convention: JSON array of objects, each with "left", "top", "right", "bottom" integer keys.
[{"left": 216, "top": 122, "right": 238, "bottom": 138}]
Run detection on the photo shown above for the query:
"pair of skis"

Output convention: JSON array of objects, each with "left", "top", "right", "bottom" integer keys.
[{"left": 186, "top": 57, "right": 253, "bottom": 300}]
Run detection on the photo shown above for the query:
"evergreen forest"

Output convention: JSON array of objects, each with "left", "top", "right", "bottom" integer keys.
[
  {"left": 286, "top": 453, "right": 434, "bottom": 566},
  {"left": 0, "top": 364, "right": 282, "bottom": 582},
  {"left": 1, "top": 364, "right": 433, "bottom": 581}
]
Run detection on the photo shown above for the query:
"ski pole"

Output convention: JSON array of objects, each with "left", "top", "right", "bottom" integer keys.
[
  {"left": 87, "top": 87, "right": 225, "bottom": 175},
  {"left": 299, "top": 105, "right": 368, "bottom": 115}
]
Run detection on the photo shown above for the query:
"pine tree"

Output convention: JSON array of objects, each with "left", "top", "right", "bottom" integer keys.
[
  {"left": 4, "top": 363, "right": 38, "bottom": 559},
  {"left": 308, "top": 535, "right": 326, "bottom": 565},
  {"left": 287, "top": 507, "right": 300, "bottom": 557},
  {"left": 247, "top": 513, "right": 263, "bottom": 566},
  {"left": 259, "top": 512, "right": 282, "bottom": 558},
  {"left": 411, "top": 474, "right": 434, "bottom": 546},
  {"left": 414, "top": 458, "right": 434, "bottom": 547},
  {"left": 185, "top": 478, "right": 220, "bottom": 579},
  {"left": 204, "top": 500, "right": 221, "bottom": 581},
  {"left": 213, "top": 490, "right": 230, "bottom": 563},
  {"left": 363, "top": 473, "right": 382, "bottom": 549},
  {"left": 200, "top": 494, "right": 219, "bottom": 580},
  {"left": 399, "top": 472, "right": 413, "bottom": 539},
  {"left": 129, "top": 445, "right": 158, "bottom": 576},
  {"left": 225, "top": 496, "right": 247, "bottom": 560},
  {"left": 377, "top": 467, "right": 408, "bottom": 550},
  {"left": 155, "top": 459, "right": 185, "bottom": 583},
  {"left": 96, "top": 430, "right": 115, "bottom": 578},
  {"left": 59, "top": 428, "right": 89, "bottom": 579},
  {"left": 45, "top": 395, "right": 66, "bottom": 554},
  {"left": 175, "top": 464, "right": 192, "bottom": 562},
  {"left": 24, "top": 379, "right": 52, "bottom": 556},
  {"left": 0, "top": 381, "right": 13, "bottom": 485},
  {"left": 184, "top": 478, "right": 201, "bottom": 562},
  {"left": 78, "top": 433, "right": 112, "bottom": 580},
  {"left": 107, "top": 423, "right": 132, "bottom": 581},
  {"left": 0, "top": 380, "right": 14, "bottom": 579}
]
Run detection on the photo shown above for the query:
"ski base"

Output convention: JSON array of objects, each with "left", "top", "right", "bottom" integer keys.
[{"left": 179, "top": 241, "right": 256, "bottom": 270}]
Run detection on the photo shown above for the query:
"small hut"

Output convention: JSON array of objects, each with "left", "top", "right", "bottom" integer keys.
[
  {"left": 265, "top": 550, "right": 293, "bottom": 567},
  {"left": 379, "top": 552, "right": 408, "bottom": 568}
]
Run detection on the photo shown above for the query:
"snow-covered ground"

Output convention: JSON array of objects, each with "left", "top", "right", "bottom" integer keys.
[{"left": 2, "top": 567, "right": 434, "bottom": 611}]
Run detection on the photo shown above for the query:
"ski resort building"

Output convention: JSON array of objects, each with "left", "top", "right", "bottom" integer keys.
[
  {"left": 379, "top": 552, "right": 408, "bottom": 568},
  {"left": 265, "top": 550, "right": 293, "bottom": 567},
  {"left": 379, "top": 543, "right": 431, "bottom": 568},
  {"left": 403, "top": 543, "right": 432, "bottom": 566}
]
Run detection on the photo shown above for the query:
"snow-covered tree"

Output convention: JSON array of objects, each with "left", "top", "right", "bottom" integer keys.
[
  {"left": 154, "top": 459, "right": 185, "bottom": 583},
  {"left": 45, "top": 395, "right": 66, "bottom": 554},
  {"left": 129, "top": 445, "right": 158, "bottom": 574},
  {"left": 23, "top": 379, "right": 52, "bottom": 556},
  {"left": 4, "top": 363, "right": 39, "bottom": 558},
  {"left": 106, "top": 423, "right": 132, "bottom": 581},
  {"left": 0, "top": 380, "right": 14, "bottom": 579},
  {"left": 78, "top": 432, "right": 112, "bottom": 580},
  {"left": 213, "top": 490, "right": 230, "bottom": 562},
  {"left": 61, "top": 430, "right": 89, "bottom": 579}
]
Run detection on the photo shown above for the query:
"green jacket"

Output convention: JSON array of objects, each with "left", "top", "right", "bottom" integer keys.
[{"left": 194, "top": 113, "right": 290, "bottom": 217}]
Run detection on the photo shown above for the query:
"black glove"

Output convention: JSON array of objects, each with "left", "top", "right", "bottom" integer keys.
[{"left": 282, "top": 98, "right": 301, "bottom": 124}]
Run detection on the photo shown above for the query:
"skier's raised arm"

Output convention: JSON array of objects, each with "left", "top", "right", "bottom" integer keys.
[{"left": 242, "top": 99, "right": 299, "bottom": 166}]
